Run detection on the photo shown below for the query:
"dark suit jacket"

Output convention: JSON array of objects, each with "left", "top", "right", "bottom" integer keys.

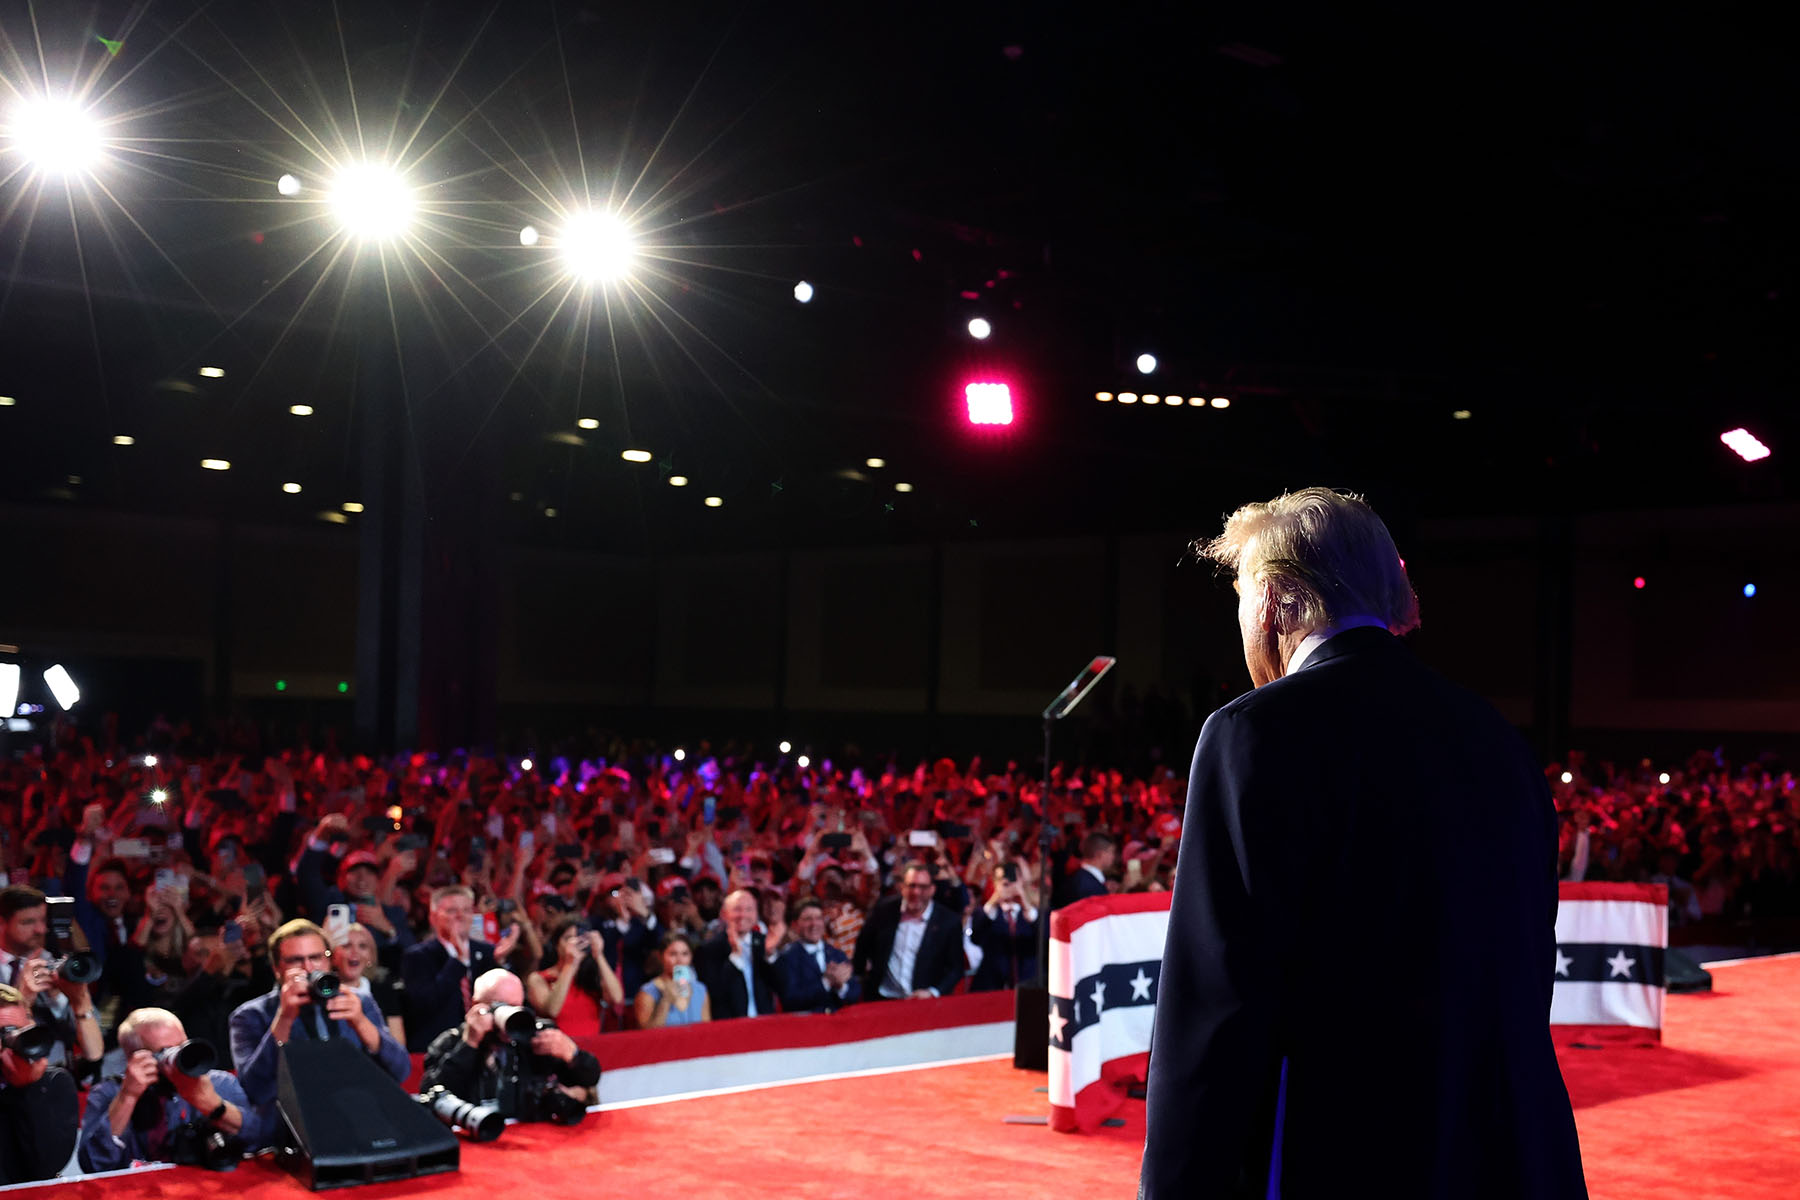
[
  {"left": 773, "top": 940, "right": 861, "bottom": 1012},
  {"left": 695, "top": 930, "right": 778, "bottom": 1019},
  {"left": 228, "top": 986, "right": 410, "bottom": 1149},
  {"left": 968, "top": 904, "right": 1039, "bottom": 991},
  {"left": 400, "top": 937, "right": 498, "bottom": 1051},
  {"left": 1140, "top": 628, "right": 1587, "bottom": 1199},
  {"left": 851, "top": 897, "right": 965, "bottom": 999},
  {"left": 1053, "top": 864, "right": 1109, "bottom": 910}
]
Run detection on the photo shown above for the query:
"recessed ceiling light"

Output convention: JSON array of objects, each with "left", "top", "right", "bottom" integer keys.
[
  {"left": 1095, "top": 392, "right": 1113, "bottom": 402},
  {"left": 1142, "top": 394, "right": 1161, "bottom": 404},
  {"left": 703, "top": 495, "right": 723, "bottom": 507},
  {"left": 282, "top": 482, "right": 302, "bottom": 494},
  {"left": 1187, "top": 397, "right": 1205, "bottom": 406},
  {"left": 318, "top": 511, "right": 348, "bottom": 525},
  {"left": 668, "top": 475, "right": 689, "bottom": 487},
  {"left": 200, "top": 458, "right": 230, "bottom": 471},
  {"left": 545, "top": 507, "right": 558, "bottom": 518},
  {"left": 0, "top": 396, "right": 16, "bottom": 406},
  {"left": 1452, "top": 409, "right": 1472, "bottom": 420},
  {"left": 198, "top": 366, "right": 225, "bottom": 379},
  {"left": 342, "top": 501, "right": 364, "bottom": 513},
  {"left": 895, "top": 482, "right": 914, "bottom": 493},
  {"left": 112, "top": 435, "right": 135, "bottom": 446},
  {"left": 865, "top": 457, "right": 885, "bottom": 469},
  {"left": 1118, "top": 392, "right": 1138, "bottom": 404},
  {"left": 67, "top": 475, "right": 82, "bottom": 485},
  {"left": 621, "top": 449, "right": 653, "bottom": 463},
  {"left": 576, "top": 417, "right": 599, "bottom": 430},
  {"left": 289, "top": 404, "right": 314, "bottom": 416},
  {"left": 1210, "top": 397, "right": 1231, "bottom": 409}
]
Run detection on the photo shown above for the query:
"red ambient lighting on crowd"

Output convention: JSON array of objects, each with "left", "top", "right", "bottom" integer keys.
[
  {"left": 964, "top": 381, "right": 1014, "bottom": 426},
  {"left": 1720, "top": 427, "right": 1771, "bottom": 462}
]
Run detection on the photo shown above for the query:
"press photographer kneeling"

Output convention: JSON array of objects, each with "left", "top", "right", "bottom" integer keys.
[
  {"left": 0, "top": 983, "right": 78, "bottom": 1185},
  {"left": 421, "top": 968, "right": 597, "bottom": 1126},
  {"left": 80, "top": 1008, "right": 253, "bottom": 1172}
]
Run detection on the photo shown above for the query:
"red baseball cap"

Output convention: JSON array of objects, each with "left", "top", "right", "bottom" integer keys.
[{"left": 339, "top": 851, "right": 382, "bottom": 877}]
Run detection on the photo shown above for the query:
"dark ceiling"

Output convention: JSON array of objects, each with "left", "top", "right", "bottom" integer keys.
[{"left": 0, "top": 0, "right": 1793, "bottom": 554}]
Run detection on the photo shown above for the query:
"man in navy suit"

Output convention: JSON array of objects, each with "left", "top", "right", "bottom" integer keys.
[
  {"left": 774, "top": 899, "right": 860, "bottom": 1012},
  {"left": 696, "top": 889, "right": 779, "bottom": 1019},
  {"left": 852, "top": 864, "right": 965, "bottom": 1000},
  {"left": 228, "top": 919, "right": 410, "bottom": 1149},
  {"left": 968, "top": 867, "right": 1038, "bottom": 990},
  {"left": 401, "top": 886, "right": 514, "bottom": 1051},
  {"left": 1140, "top": 489, "right": 1586, "bottom": 1199},
  {"left": 1052, "top": 832, "right": 1115, "bottom": 909}
]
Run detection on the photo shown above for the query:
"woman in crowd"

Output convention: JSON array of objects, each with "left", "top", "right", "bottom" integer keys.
[
  {"left": 527, "top": 913, "right": 622, "bottom": 1039},
  {"left": 633, "top": 931, "right": 709, "bottom": 1028},
  {"left": 330, "top": 922, "right": 406, "bottom": 1045}
]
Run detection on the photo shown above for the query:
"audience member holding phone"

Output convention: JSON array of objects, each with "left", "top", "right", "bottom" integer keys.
[{"left": 634, "top": 931, "right": 709, "bottom": 1028}]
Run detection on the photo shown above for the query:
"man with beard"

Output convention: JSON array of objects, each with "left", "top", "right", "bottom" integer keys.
[{"left": 0, "top": 887, "right": 103, "bottom": 1072}]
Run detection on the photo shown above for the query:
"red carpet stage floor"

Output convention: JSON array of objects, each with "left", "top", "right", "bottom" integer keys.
[{"left": 11, "top": 955, "right": 1798, "bottom": 1200}]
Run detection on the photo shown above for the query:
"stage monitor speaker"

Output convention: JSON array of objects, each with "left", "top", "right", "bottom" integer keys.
[
  {"left": 1665, "top": 947, "right": 1713, "bottom": 993},
  {"left": 1013, "top": 985, "right": 1048, "bottom": 1071},
  {"left": 276, "top": 1037, "right": 459, "bottom": 1190}
]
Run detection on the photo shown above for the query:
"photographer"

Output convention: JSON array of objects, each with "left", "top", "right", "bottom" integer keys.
[
  {"left": 229, "top": 919, "right": 410, "bottom": 1148},
  {"left": 0, "top": 886, "right": 103, "bottom": 1072},
  {"left": 0, "top": 983, "right": 80, "bottom": 1185},
  {"left": 421, "top": 968, "right": 599, "bottom": 1119},
  {"left": 80, "top": 1007, "right": 254, "bottom": 1171}
]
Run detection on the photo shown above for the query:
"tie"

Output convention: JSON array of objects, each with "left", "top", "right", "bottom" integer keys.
[
  {"left": 459, "top": 967, "right": 473, "bottom": 1012},
  {"left": 3, "top": 957, "right": 16, "bottom": 987}
]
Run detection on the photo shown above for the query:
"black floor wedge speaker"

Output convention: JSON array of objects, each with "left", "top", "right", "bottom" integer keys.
[{"left": 275, "top": 1037, "right": 459, "bottom": 1190}]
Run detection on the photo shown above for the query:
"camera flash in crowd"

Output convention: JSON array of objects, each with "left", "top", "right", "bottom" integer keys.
[
  {"left": 1659, "top": 773, "right": 1671, "bottom": 785},
  {"left": 1560, "top": 772, "right": 1574, "bottom": 784},
  {"left": 673, "top": 748, "right": 686, "bottom": 761},
  {"left": 520, "top": 757, "right": 534, "bottom": 772},
  {"left": 150, "top": 788, "right": 168, "bottom": 805},
  {"left": 779, "top": 741, "right": 792, "bottom": 754},
  {"left": 797, "top": 755, "right": 811, "bottom": 769},
  {"left": 143, "top": 754, "right": 158, "bottom": 768}
]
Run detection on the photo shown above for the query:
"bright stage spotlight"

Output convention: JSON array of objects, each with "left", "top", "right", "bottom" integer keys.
[
  {"left": 964, "top": 381, "right": 1014, "bottom": 426},
  {"left": 8, "top": 97, "right": 105, "bottom": 178},
  {"left": 277, "top": 173, "right": 302, "bottom": 196},
  {"left": 43, "top": 664, "right": 80, "bottom": 710},
  {"left": 560, "top": 210, "right": 637, "bottom": 283},
  {"left": 0, "top": 664, "right": 18, "bottom": 717},
  {"left": 621, "top": 449, "right": 653, "bottom": 463},
  {"left": 1136, "top": 353, "right": 1158, "bottom": 375},
  {"left": 327, "top": 163, "right": 415, "bottom": 240},
  {"left": 794, "top": 280, "right": 815, "bottom": 304},
  {"left": 967, "top": 317, "right": 992, "bottom": 340},
  {"left": 519, "top": 225, "right": 540, "bottom": 246},
  {"left": 1720, "top": 427, "right": 1771, "bottom": 462}
]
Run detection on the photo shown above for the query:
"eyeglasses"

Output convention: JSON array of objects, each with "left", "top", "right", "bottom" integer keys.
[{"left": 279, "top": 950, "right": 332, "bottom": 968}]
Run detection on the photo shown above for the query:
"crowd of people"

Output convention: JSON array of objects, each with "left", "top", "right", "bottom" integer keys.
[{"left": 0, "top": 716, "right": 1796, "bottom": 1181}]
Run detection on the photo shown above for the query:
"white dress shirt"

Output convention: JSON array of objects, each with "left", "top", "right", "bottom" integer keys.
[
  {"left": 1285, "top": 615, "right": 1389, "bottom": 676},
  {"left": 879, "top": 901, "right": 936, "bottom": 998}
]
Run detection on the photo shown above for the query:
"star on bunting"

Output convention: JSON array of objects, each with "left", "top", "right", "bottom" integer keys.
[
  {"left": 1048, "top": 1006, "right": 1069, "bottom": 1044},
  {"left": 1553, "top": 949, "right": 1572, "bottom": 977},
  {"left": 1605, "top": 949, "right": 1636, "bottom": 979},
  {"left": 1130, "top": 969, "right": 1153, "bottom": 1000},
  {"left": 1090, "top": 980, "right": 1107, "bottom": 1015}
]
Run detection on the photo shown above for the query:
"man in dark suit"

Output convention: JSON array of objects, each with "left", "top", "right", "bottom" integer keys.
[
  {"left": 968, "top": 867, "right": 1038, "bottom": 991},
  {"left": 852, "top": 864, "right": 965, "bottom": 1000},
  {"left": 229, "top": 919, "right": 410, "bottom": 1149},
  {"left": 1140, "top": 489, "right": 1586, "bottom": 1199},
  {"left": 774, "top": 899, "right": 860, "bottom": 1012},
  {"left": 1052, "top": 832, "right": 1115, "bottom": 909},
  {"left": 400, "top": 886, "right": 514, "bottom": 1051},
  {"left": 696, "top": 889, "right": 779, "bottom": 1019}
]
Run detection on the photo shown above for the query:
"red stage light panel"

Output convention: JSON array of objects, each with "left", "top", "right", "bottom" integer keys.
[{"left": 964, "top": 382, "right": 1013, "bottom": 426}]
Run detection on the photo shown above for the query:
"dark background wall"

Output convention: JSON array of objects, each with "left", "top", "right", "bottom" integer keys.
[{"left": 5, "top": 501, "right": 1797, "bottom": 763}]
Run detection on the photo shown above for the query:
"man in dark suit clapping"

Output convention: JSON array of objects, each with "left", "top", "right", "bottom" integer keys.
[
  {"left": 696, "top": 889, "right": 780, "bottom": 1019},
  {"left": 968, "top": 866, "right": 1038, "bottom": 991},
  {"left": 852, "top": 864, "right": 965, "bottom": 1000},
  {"left": 1139, "top": 488, "right": 1587, "bottom": 1199},
  {"left": 401, "top": 887, "right": 515, "bottom": 1051},
  {"left": 774, "top": 899, "right": 860, "bottom": 1012}
]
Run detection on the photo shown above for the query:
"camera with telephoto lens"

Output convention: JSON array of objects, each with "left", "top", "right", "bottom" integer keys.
[
  {"left": 154, "top": 1038, "right": 217, "bottom": 1079},
  {"left": 0, "top": 1022, "right": 58, "bottom": 1062},
  {"left": 43, "top": 896, "right": 102, "bottom": 984},
  {"left": 163, "top": 1117, "right": 242, "bottom": 1172},
  {"left": 306, "top": 969, "right": 341, "bottom": 1003},
  {"left": 417, "top": 1085, "right": 506, "bottom": 1142},
  {"left": 484, "top": 1007, "right": 588, "bottom": 1126}
]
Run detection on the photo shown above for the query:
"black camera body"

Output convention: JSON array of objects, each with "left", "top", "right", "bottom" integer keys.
[
  {"left": 484, "top": 1009, "right": 587, "bottom": 1127},
  {"left": 43, "top": 896, "right": 102, "bottom": 984},
  {"left": 306, "top": 969, "right": 341, "bottom": 1003},
  {"left": 0, "top": 1022, "right": 58, "bottom": 1062},
  {"left": 155, "top": 1038, "right": 218, "bottom": 1079}
]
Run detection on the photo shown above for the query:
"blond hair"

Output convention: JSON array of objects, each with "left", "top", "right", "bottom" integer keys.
[{"left": 1198, "top": 488, "right": 1420, "bottom": 635}]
